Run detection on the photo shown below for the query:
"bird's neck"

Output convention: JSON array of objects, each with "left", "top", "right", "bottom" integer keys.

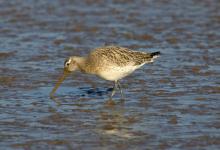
[
  {"left": 74, "top": 56, "right": 87, "bottom": 73},
  {"left": 74, "top": 56, "right": 97, "bottom": 74}
]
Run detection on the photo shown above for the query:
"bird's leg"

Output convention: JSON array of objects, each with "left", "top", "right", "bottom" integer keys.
[
  {"left": 111, "top": 81, "right": 118, "bottom": 98},
  {"left": 116, "top": 81, "right": 124, "bottom": 99}
]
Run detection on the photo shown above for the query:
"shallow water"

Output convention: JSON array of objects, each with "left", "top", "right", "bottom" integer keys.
[{"left": 0, "top": 0, "right": 220, "bottom": 149}]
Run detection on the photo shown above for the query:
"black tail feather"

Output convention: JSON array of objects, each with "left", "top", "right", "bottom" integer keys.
[{"left": 150, "top": 51, "right": 161, "bottom": 57}]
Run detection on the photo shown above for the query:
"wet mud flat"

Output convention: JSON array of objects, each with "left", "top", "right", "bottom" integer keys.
[{"left": 0, "top": 0, "right": 220, "bottom": 149}]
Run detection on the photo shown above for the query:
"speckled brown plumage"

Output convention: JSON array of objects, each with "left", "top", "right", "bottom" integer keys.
[{"left": 82, "top": 46, "right": 160, "bottom": 74}]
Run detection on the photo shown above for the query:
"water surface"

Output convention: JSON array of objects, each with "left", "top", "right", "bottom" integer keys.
[{"left": 0, "top": 0, "right": 220, "bottom": 149}]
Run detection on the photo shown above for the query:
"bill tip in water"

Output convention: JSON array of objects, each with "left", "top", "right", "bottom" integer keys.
[{"left": 49, "top": 91, "right": 55, "bottom": 98}]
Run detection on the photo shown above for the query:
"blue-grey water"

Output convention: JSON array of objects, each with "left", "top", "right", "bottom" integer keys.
[{"left": 0, "top": 0, "right": 219, "bottom": 149}]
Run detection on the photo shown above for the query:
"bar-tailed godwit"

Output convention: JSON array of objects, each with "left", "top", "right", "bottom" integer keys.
[{"left": 50, "top": 46, "right": 160, "bottom": 98}]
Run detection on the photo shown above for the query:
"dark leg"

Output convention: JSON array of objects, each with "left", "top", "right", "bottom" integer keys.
[
  {"left": 116, "top": 81, "right": 124, "bottom": 99},
  {"left": 111, "top": 81, "right": 118, "bottom": 98}
]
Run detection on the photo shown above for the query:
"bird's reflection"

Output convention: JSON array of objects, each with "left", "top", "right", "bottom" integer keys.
[
  {"left": 96, "top": 98, "right": 139, "bottom": 139},
  {"left": 50, "top": 94, "right": 145, "bottom": 139},
  {"left": 49, "top": 83, "right": 144, "bottom": 138}
]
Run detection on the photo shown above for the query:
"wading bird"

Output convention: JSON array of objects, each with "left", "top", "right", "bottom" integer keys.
[{"left": 50, "top": 46, "right": 160, "bottom": 99}]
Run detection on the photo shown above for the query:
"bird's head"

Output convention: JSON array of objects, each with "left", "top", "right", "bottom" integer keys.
[
  {"left": 50, "top": 56, "right": 84, "bottom": 98},
  {"left": 50, "top": 56, "right": 78, "bottom": 98},
  {"left": 64, "top": 57, "right": 79, "bottom": 72}
]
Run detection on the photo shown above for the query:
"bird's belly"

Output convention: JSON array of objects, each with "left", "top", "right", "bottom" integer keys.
[{"left": 97, "top": 66, "right": 138, "bottom": 81}]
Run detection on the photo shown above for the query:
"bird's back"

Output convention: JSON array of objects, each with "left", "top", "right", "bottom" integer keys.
[
  {"left": 88, "top": 46, "right": 155, "bottom": 66},
  {"left": 83, "top": 46, "right": 160, "bottom": 81}
]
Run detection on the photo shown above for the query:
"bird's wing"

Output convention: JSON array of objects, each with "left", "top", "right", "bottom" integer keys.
[{"left": 88, "top": 46, "right": 155, "bottom": 67}]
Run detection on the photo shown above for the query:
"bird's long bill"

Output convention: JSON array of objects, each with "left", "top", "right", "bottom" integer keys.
[{"left": 50, "top": 69, "right": 70, "bottom": 97}]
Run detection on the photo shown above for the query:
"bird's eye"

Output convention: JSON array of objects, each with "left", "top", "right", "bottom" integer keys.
[{"left": 66, "top": 62, "right": 70, "bottom": 66}]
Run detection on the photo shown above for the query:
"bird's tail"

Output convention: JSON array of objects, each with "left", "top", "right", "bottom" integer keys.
[
  {"left": 150, "top": 51, "right": 161, "bottom": 58},
  {"left": 149, "top": 51, "right": 160, "bottom": 62}
]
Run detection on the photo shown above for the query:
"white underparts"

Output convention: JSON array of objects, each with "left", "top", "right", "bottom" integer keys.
[{"left": 98, "top": 64, "right": 144, "bottom": 81}]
